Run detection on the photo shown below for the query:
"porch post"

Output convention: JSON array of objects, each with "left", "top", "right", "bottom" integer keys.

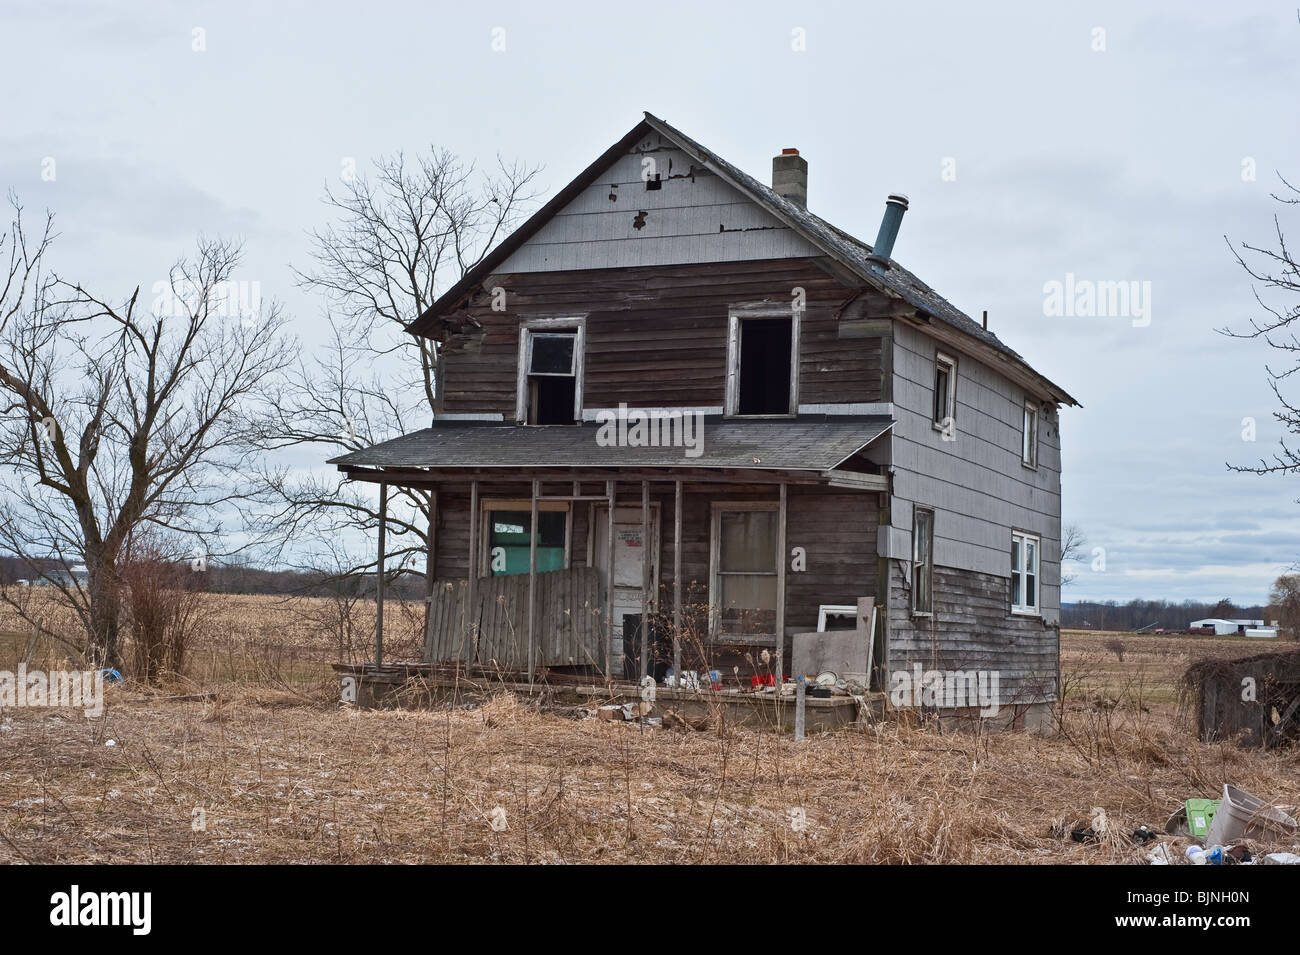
[
  {"left": 375, "top": 482, "right": 387, "bottom": 668},
  {"left": 423, "top": 489, "right": 438, "bottom": 664},
  {"left": 528, "top": 478, "right": 539, "bottom": 686},
  {"left": 467, "top": 480, "right": 479, "bottom": 662},
  {"left": 605, "top": 479, "right": 616, "bottom": 679},
  {"left": 640, "top": 479, "right": 650, "bottom": 680},
  {"left": 673, "top": 479, "right": 682, "bottom": 681},
  {"left": 775, "top": 481, "right": 787, "bottom": 686}
]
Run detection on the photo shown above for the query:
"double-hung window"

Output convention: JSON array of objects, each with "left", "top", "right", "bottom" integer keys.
[
  {"left": 1011, "top": 531, "right": 1040, "bottom": 615},
  {"left": 1022, "top": 399, "right": 1039, "bottom": 468},
  {"left": 912, "top": 507, "right": 934, "bottom": 614},
  {"left": 933, "top": 352, "right": 956, "bottom": 431},
  {"left": 710, "top": 503, "right": 780, "bottom": 637}
]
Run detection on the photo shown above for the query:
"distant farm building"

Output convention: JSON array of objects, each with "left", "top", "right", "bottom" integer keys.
[{"left": 1189, "top": 618, "right": 1274, "bottom": 637}]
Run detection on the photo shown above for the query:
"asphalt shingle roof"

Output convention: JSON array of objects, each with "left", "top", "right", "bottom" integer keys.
[{"left": 330, "top": 416, "right": 893, "bottom": 472}]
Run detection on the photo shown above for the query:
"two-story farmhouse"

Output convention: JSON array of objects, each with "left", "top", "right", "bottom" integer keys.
[{"left": 331, "top": 112, "right": 1078, "bottom": 725}]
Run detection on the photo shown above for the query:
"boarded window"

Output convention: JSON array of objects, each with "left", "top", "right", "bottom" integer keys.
[{"left": 912, "top": 507, "right": 934, "bottom": 614}]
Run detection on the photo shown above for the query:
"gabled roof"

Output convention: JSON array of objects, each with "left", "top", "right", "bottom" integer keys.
[
  {"left": 329, "top": 416, "right": 893, "bottom": 473},
  {"left": 408, "top": 112, "right": 1078, "bottom": 407}
]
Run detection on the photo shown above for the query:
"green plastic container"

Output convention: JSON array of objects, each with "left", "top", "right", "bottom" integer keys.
[{"left": 1185, "top": 799, "right": 1219, "bottom": 838}]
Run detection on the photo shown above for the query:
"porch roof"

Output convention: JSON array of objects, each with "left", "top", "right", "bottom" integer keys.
[{"left": 329, "top": 415, "right": 892, "bottom": 474}]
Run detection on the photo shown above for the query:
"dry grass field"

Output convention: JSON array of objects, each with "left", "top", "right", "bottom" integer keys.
[{"left": 1, "top": 594, "right": 1298, "bottom": 864}]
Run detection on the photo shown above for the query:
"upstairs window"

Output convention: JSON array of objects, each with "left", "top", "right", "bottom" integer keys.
[
  {"left": 516, "top": 319, "right": 584, "bottom": 425},
  {"left": 726, "top": 308, "right": 800, "bottom": 416},
  {"left": 1021, "top": 399, "right": 1039, "bottom": 468},
  {"left": 1011, "top": 531, "right": 1039, "bottom": 615},
  {"left": 933, "top": 352, "right": 956, "bottom": 430},
  {"left": 912, "top": 507, "right": 934, "bottom": 615}
]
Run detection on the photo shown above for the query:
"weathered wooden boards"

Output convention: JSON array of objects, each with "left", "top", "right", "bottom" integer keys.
[{"left": 424, "top": 566, "right": 602, "bottom": 670}]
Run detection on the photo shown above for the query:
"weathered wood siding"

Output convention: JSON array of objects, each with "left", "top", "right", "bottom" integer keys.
[
  {"left": 885, "top": 321, "right": 1062, "bottom": 622},
  {"left": 430, "top": 482, "right": 877, "bottom": 644},
  {"left": 499, "top": 132, "right": 822, "bottom": 273},
  {"left": 886, "top": 562, "right": 1059, "bottom": 705},
  {"left": 437, "top": 260, "right": 887, "bottom": 415}
]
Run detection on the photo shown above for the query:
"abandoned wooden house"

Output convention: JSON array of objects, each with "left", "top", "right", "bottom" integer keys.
[{"left": 330, "top": 112, "right": 1079, "bottom": 725}]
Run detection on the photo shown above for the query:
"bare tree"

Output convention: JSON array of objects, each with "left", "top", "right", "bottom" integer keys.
[
  {"left": 0, "top": 196, "right": 295, "bottom": 667},
  {"left": 249, "top": 149, "right": 541, "bottom": 585},
  {"left": 1060, "top": 522, "right": 1086, "bottom": 586},
  {"left": 1222, "top": 174, "right": 1300, "bottom": 477}
]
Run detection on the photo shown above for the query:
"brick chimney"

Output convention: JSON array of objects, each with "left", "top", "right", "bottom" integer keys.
[{"left": 772, "top": 148, "right": 807, "bottom": 208}]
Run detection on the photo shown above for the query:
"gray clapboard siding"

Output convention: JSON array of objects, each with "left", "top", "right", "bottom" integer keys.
[
  {"left": 887, "top": 321, "right": 1062, "bottom": 626},
  {"left": 500, "top": 136, "right": 821, "bottom": 273}
]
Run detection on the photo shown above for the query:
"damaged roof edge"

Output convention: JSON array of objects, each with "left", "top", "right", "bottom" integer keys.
[{"left": 407, "top": 111, "right": 1079, "bottom": 408}]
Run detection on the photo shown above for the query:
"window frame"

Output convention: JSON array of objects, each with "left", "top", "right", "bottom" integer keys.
[
  {"left": 1010, "top": 529, "right": 1041, "bottom": 616},
  {"left": 911, "top": 506, "right": 934, "bottom": 616},
  {"left": 932, "top": 351, "right": 957, "bottom": 432},
  {"left": 724, "top": 304, "right": 801, "bottom": 418},
  {"left": 515, "top": 317, "right": 585, "bottom": 425},
  {"left": 708, "top": 500, "right": 782, "bottom": 641},
  {"left": 1021, "top": 398, "right": 1039, "bottom": 469},
  {"left": 480, "top": 498, "right": 572, "bottom": 576}
]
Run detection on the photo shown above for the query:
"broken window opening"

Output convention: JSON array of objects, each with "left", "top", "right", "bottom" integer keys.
[
  {"left": 737, "top": 317, "right": 793, "bottom": 416},
  {"left": 520, "top": 327, "right": 581, "bottom": 425}
]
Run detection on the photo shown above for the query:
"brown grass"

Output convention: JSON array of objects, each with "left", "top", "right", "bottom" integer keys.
[{"left": 0, "top": 607, "right": 1297, "bottom": 864}]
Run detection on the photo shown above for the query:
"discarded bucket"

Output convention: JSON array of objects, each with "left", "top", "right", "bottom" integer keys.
[{"left": 1204, "top": 784, "right": 1300, "bottom": 847}]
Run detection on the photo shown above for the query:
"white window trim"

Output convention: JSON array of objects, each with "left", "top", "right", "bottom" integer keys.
[
  {"left": 1021, "top": 398, "right": 1039, "bottom": 469},
  {"left": 932, "top": 351, "right": 957, "bottom": 432},
  {"left": 911, "top": 506, "right": 934, "bottom": 617},
  {"left": 515, "top": 317, "right": 585, "bottom": 425},
  {"left": 724, "top": 303, "right": 801, "bottom": 417},
  {"left": 817, "top": 604, "right": 857, "bottom": 632},
  {"left": 1011, "top": 530, "right": 1041, "bottom": 616},
  {"left": 708, "top": 501, "right": 781, "bottom": 641},
  {"left": 480, "top": 498, "right": 572, "bottom": 575}
]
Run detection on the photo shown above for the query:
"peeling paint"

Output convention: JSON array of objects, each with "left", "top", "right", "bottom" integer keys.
[
  {"left": 632, "top": 210, "right": 648, "bottom": 231},
  {"left": 717, "top": 223, "right": 779, "bottom": 233}
]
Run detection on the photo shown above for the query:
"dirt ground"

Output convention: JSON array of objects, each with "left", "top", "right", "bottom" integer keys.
[{"left": 0, "top": 603, "right": 1297, "bottom": 864}]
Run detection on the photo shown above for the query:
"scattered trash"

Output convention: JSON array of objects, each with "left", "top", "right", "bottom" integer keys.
[
  {"left": 1147, "top": 843, "right": 1175, "bottom": 865},
  {"left": 1226, "top": 845, "right": 1252, "bottom": 865},
  {"left": 1204, "top": 784, "right": 1299, "bottom": 846},
  {"left": 1262, "top": 852, "right": 1300, "bottom": 865},
  {"left": 104, "top": 739, "right": 116, "bottom": 747},
  {"left": 1183, "top": 798, "right": 1219, "bottom": 839},
  {"left": 101, "top": 668, "right": 123, "bottom": 684},
  {"left": 1186, "top": 844, "right": 1226, "bottom": 865},
  {"left": 1130, "top": 825, "right": 1158, "bottom": 844}
]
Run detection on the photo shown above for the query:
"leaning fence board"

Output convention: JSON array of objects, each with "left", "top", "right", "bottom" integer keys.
[{"left": 424, "top": 566, "right": 601, "bottom": 669}]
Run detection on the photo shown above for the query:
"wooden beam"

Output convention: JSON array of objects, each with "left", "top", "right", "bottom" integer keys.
[
  {"left": 423, "top": 489, "right": 438, "bottom": 664},
  {"left": 375, "top": 482, "right": 387, "bottom": 668},
  {"left": 673, "top": 479, "right": 682, "bottom": 681},
  {"left": 467, "top": 480, "right": 479, "bottom": 661},
  {"left": 528, "top": 478, "right": 539, "bottom": 686},
  {"left": 640, "top": 479, "right": 650, "bottom": 681},
  {"left": 775, "top": 481, "right": 787, "bottom": 687},
  {"left": 605, "top": 479, "right": 616, "bottom": 680}
]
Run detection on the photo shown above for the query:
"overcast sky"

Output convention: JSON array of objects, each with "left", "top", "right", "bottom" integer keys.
[{"left": 2, "top": 0, "right": 1297, "bottom": 605}]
